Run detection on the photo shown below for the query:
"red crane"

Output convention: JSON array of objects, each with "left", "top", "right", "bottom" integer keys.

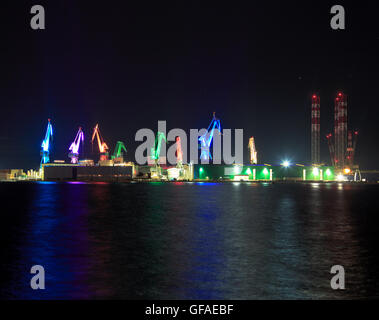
[{"left": 91, "top": 124, "right": 109, "bottom": 161}]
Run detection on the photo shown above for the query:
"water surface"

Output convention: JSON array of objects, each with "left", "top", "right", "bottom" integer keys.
[{"left": 0, "top": 182, "right": 378, "bottom": 299}]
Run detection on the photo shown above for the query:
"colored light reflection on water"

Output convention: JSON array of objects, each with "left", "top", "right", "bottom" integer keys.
[{"left": 1, "top": 182, "right": 379, "bottom": 299}]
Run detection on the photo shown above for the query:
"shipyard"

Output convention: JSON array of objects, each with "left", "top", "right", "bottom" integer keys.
[
  {"left": 2, "top": 1, "right": 379, "bottom": 304},
  {"left": 0, "top": 95, "right": 376, "bottom": 183}
]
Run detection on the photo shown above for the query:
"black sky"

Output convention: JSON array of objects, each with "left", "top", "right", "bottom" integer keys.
[{"left": 1, "top": 1, "right": 379, "bottom": 169}]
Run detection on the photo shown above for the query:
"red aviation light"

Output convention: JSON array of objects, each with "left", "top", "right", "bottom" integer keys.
[
  {"left": 312, "top": 94, "right": 317, "bottom": 99},
  {"left": 338, "top": 92, "right": 342, "bottom": 96}
]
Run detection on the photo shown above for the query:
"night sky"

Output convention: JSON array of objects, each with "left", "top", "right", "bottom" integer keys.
[{"left": 1, "top": 1, "right": 379, "bottom": 169}]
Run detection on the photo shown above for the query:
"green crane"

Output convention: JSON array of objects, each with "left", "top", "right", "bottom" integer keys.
[
  {"left": 150, "top": 132, "right": 167, "bottom": 179},
  {"left": 151, "top": 132, "right": 167, "bottom": 164},
  {"left": 112, "top": 141, "right": 127, "bottom": 160}
]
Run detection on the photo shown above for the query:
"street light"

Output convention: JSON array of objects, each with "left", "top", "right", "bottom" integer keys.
[{"left": 281, "top": 160, "right": 291, "bottom": 167}]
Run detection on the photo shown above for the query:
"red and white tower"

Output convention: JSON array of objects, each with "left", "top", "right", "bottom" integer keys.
[
  {"left": 311, "top": 94, "right": 320, "bottom": 165},
  {"left": 334, "top": 92, "right": 347, "bottom": 168}
]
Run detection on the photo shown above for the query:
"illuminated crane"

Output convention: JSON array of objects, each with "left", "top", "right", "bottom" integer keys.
[
  {"left": 176, "top": 136, "right": 183, "bottom": 167},
  {"left": 112, "top": 141, "right": 127, "bottom": 163},
  {"left": 151, "top": 131, "right": 167, "bottom": 164},
  {"left": 199, "top": 112, "right": 221, "bottom": 161},
  {"left": 40, "top": 119, "right": 53, "bottom": 165},
  {"left": 150, "top": 132, "right": 167, "bottom": 179},
  {"left": 248, "top": 137, "right": 258, "bottom": 164},
  {"left": 91, "top": 124, "right": 109, "bottom": 161},
  {"left": 68, "top": 127, "right": 84, "bottom": 164}
]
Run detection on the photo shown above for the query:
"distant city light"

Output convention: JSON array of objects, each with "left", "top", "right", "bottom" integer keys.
[
  {"left": 344, "top": 168, "right": 351, "bottom": 174},
  {"left": 312, "top": 167, "right": 319, "bottom": 175},
  {"left": 337, "top": 174, "right": 344, "bottom": 181},
  {"left": 263, "top": 168, "right": 269, "bottom": 175},
  {"left": 199, "top": 167, "right": 203, "bottom": 173},
  {"left": 326, "top": 168, "right": 332, "bottom": 176},
  {"left": 246, "top": 168, "right": 252, "bottom": 175}
]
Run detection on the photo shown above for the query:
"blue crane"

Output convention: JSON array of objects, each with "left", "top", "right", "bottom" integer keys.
[
  {"left": 199, "top": 112, "right": 221, "bottom": 161},
  {"left": 41, "top": 119, "right": 53, "bottom": 165}
]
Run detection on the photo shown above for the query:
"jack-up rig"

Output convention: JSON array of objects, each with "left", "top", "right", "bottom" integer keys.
[
  {"left": 68, "top": 127, "right": 84, "bottom": 164},
  {"left": 199, "top": 112, "right": 222, "bottom": 161},
  {"left": 40, "top": 119, "right": 53, "bottom": 166},
  {"left": 325, "top": 92, "right": 359, "bottom": 178},
  {"left": 91, "top": 124, "right": 109, "bottom": 162},
  {"left": 326, "top": 93, "right": 358, "bottom": 166}
]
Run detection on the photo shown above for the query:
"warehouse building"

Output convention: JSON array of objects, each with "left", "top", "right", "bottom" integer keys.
[
  {"left": 42, "top": 163, "right": 134, "bottom": 181},
  {"left": 193, "top": 164, "right": 335, "bottom": 182}
]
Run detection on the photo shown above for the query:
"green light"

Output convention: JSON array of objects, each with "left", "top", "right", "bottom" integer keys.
[
  {"left": 246, "top": 168, "right": 252, "bottom": 175},
  {"left": 326, "top": 168, "right": 331, "bottom": 176},
  {"left": 313, "top": 167, "right": 319, "bottom": 176},
  {"left": 263, "top": 168, "right": 269, "bottom": 175}
]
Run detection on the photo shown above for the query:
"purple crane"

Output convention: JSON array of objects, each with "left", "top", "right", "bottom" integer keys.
[{"left": 68, "top": 127, "right": 84, "bottom": 164}]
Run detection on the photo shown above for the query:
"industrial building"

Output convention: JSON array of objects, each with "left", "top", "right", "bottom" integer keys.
[
  {"left": 0, "top": 169, "right": 26, "bottom": 181},
  {"left": 193, "top": 164, "right": 336, "bottom": 182},
  {"left": 42, "top": 163, "right": 134, "bottom": 181}
]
